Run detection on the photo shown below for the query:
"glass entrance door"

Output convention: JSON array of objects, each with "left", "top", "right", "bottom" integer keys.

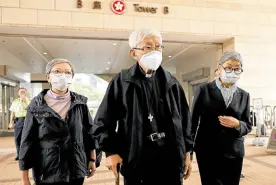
[{"left": 0, "top": 84, "right": 15, "bottom": 130}]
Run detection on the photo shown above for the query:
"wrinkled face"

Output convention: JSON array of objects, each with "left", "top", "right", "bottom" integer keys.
[
  {"left": 129, "top": 36, "right": 163, "bottom": 68},
  {"left": 18, "top": 88, "right": 27, "bottom": 97},
  {"left": 46, "top": 62, "right": 73, "bottom": 83}
]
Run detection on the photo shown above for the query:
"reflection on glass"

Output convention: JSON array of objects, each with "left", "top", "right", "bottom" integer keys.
[{"left": 70, "top": 73, "right": 108, "bottom": 116}]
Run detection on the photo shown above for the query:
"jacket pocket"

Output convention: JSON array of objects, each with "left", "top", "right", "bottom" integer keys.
[
  {"left": 41, "top": 147, "right": 60, "bottom": 179},
  {"left": 223, "top": 139, "right": 245, "bottom": 158},
  {"left": 73, "top": 142, "right": 87, "bottom": 176}
]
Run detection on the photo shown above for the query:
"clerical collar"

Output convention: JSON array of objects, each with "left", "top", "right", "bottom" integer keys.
[{"left": 139, "top": 66, "right": 155, "bottom": 78}]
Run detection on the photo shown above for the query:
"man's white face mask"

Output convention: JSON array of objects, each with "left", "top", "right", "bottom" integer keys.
[{"left": 140, "top": 51, "right": 163, "bottom": 71}]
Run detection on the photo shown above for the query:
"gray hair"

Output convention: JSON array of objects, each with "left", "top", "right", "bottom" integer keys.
[
  {"left": 129, "top": 27, "right": 162, "bottom": 49},
  {"left": 219, "top": 51, "right": 243, "bottom": 67},
  {"left": 45, "top": 58, "right": 75, "bottom": 76}
]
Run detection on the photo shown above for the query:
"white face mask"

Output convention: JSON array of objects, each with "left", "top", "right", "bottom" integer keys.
[
  {"left": 50, "top": 74, "right": 72, "bottom": 91},
  {"left": 220, "top": 70, "right": 240, "bottom": 84},
  {"left": 140, "top": 51, "right": 163, "bottom": 71}
]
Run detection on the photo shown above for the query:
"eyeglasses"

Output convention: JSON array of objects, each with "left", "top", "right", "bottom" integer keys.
[
  {"left": 50, "top": 70, "right": 73, "bottom": 77},
  {"left": 133, "top": 45, "right": 164, "bottom": 52},
  {"left": 222, "top": 66, "right": 243, "bottom": 74}
]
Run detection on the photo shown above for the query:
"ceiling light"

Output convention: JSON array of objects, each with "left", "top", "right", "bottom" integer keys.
[
  {"left": 168, "top": 55, "right": 172, "bottom": 58},
  {"left": 44, "top": 52, "right": 47, "bottom": 55},
  {"left": 108, "top": 62, "right": 111, "bottom": 64},
  {"left": 106, "top": 68, "right": 109, "bottom": 70},
  {"left": 113, "top": 43, "right": 117, "bottom": 46}
]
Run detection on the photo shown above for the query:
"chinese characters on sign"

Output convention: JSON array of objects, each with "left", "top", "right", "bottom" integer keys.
[
  {"left": 76, "top": 0, "right": 170, "bottom": 15},
  {"left": 77, "top": 0, "right": 102, "bottom": 10},
  {"left": 93, "top": 1, "right": 101, "bottom": 9}
]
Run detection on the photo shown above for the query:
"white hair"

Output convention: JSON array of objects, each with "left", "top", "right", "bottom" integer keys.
[
  {"left": 45, "top": 58, "right": 75, "bottom": 76},
  {"left": 128, "top": 27, "right": 162, "bottom": 49}
]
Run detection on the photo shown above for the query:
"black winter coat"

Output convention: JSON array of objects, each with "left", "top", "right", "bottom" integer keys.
[
  {"left": 92, "top": 63, "right": 193, "bottom": 177},
  {"left": 19, "top": 90, "right": 95, "bottom": 183},
  {"left": 191, "top": 81, "right": 252, "bottom": 158}
]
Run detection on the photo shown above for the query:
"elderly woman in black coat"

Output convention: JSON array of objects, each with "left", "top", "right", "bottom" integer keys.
[
  {"left": 19, "top": 58, "right": 96, "bottom": 185},
  {"left": 191, "top": 51, "right": 252, "bottom": 185}
]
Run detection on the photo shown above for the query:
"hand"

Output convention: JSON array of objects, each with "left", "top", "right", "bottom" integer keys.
[
  {"left": 106, "top": 154, "right": 123, "bottom": 178},
  {"left": 21, "top": 96, "right": 27, "bottom": 102},
  {"left": 219, "top": 116, "right": 240, "bottom": 128},
  {"left": 8, "top": 121, "right": 14, "bottom": 129},
  {"left": 183, "top": 152, "right": 192, "bottom": 180},
  {"left": 87, "top": 161, "right": 96, "bottom": 178},
  {"left": 22, "top": 179, "right": 31, "bottom": 185}
]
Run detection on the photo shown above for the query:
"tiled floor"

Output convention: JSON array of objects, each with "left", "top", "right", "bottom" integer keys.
[{"left": 0, "top": 136, "right": 276, "bottom": 185}]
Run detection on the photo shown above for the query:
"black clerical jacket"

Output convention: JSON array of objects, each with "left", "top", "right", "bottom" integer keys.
[{"left": 92, "top": 63, "right": 193, "bottom": 176}]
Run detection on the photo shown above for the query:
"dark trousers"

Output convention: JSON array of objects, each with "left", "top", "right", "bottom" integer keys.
[
  {"left": 124, "top": 140, "right": 182, "bottom": 185},
  {"left": 124, "top": 171, "right": 182, "bottom": 185},
  {"left": 37, "top": 178, "right": 84, "bottom": 185},
  {"left": 14, "top": 117, "right": 25, "bottom": 157},
  {"left": 196, "top": 153, "right": 243, "bottom": 185}
]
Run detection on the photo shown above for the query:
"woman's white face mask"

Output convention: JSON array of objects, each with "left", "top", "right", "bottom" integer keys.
[
  {"left": 220, "top": 69, "right": 240, "bottom": 84},
  {"left": 50, "top": 74, "right": 72, "bottom": 91},
  {"left": 139, "top": 51, "right": 163, "bottom": 71}
]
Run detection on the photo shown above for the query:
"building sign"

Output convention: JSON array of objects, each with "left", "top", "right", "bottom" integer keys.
[
  {"left": 76, "top": 0, "right": 169, "bottom": 15},
  {"left": 133, "top": 4, "right": 169, "bottom": 14},
  {"left": 77, "top": 0, "right": 102, "bottom": 10},
  {"left": 253, "top": 98, "right": 263, "bottom": 110},
  {"left": 111, "top": 0, "right": 126, "bottom": 15}
]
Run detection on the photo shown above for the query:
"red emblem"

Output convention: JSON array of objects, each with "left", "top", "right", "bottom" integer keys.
[{"left": 111, "top": 0, "right": 126, "bottom": 15}]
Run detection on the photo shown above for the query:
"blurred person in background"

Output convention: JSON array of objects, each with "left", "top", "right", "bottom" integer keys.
[{"left": 9, "top": 88, "right": 31, "bottom": 161}]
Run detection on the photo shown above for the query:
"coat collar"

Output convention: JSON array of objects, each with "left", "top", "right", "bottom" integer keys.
[
  {"left": 210, "top": 80, "right": 241, "bottom": 108},
  {"left": 30, "top": 89, "right": 87, "bottom": 108},
  {"left": 122, "top": 62, "right": 177, "bottom": 91}
]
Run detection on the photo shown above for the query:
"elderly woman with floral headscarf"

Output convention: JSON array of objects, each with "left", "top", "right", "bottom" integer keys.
[
  {"left": 19, "top": 58, "right": 96, "bottom": 185},
  {"left": 191, "top": 51, "right": 252, "bottom": 185}
]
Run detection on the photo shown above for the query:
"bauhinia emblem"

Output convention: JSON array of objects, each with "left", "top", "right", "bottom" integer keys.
[{"left": 111, "top": 0, "right": 126, "bottom": 15}]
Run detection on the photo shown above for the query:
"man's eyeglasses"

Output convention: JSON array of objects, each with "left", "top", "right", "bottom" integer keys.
[
  {"left": 222, "top": 66, "right": 243, "bottom": 74},
  {"left": 50, "top": 70, "right": 73, "bottom": 77},
  {"left": 133, "top": 45, "right": 164, "bottom": 52}
]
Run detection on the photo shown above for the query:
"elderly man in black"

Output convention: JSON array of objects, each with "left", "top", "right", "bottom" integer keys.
[{"left": 93, "top": 27, "right": 193, "bottom": 185}]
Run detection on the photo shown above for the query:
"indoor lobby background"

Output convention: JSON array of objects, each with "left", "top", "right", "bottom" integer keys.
[{"left": 0, "top": 0, "right": 276, "bottom": 184}]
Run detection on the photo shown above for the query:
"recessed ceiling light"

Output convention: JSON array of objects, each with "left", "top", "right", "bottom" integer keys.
[
  {"left": 168, "top": 55, "right": 172, "bottom": 58},
  {"left": 44, "top": 52, "right": 47, "bottom": 55},
  {"left": 108, "top": 62, "right": 111, "bottom": 64},
  {"left": 106, "top": 68, "right": 109, "bottom": 70},
  {"left": 113, "top": 43, "right": 117, "bottom": 46}
]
